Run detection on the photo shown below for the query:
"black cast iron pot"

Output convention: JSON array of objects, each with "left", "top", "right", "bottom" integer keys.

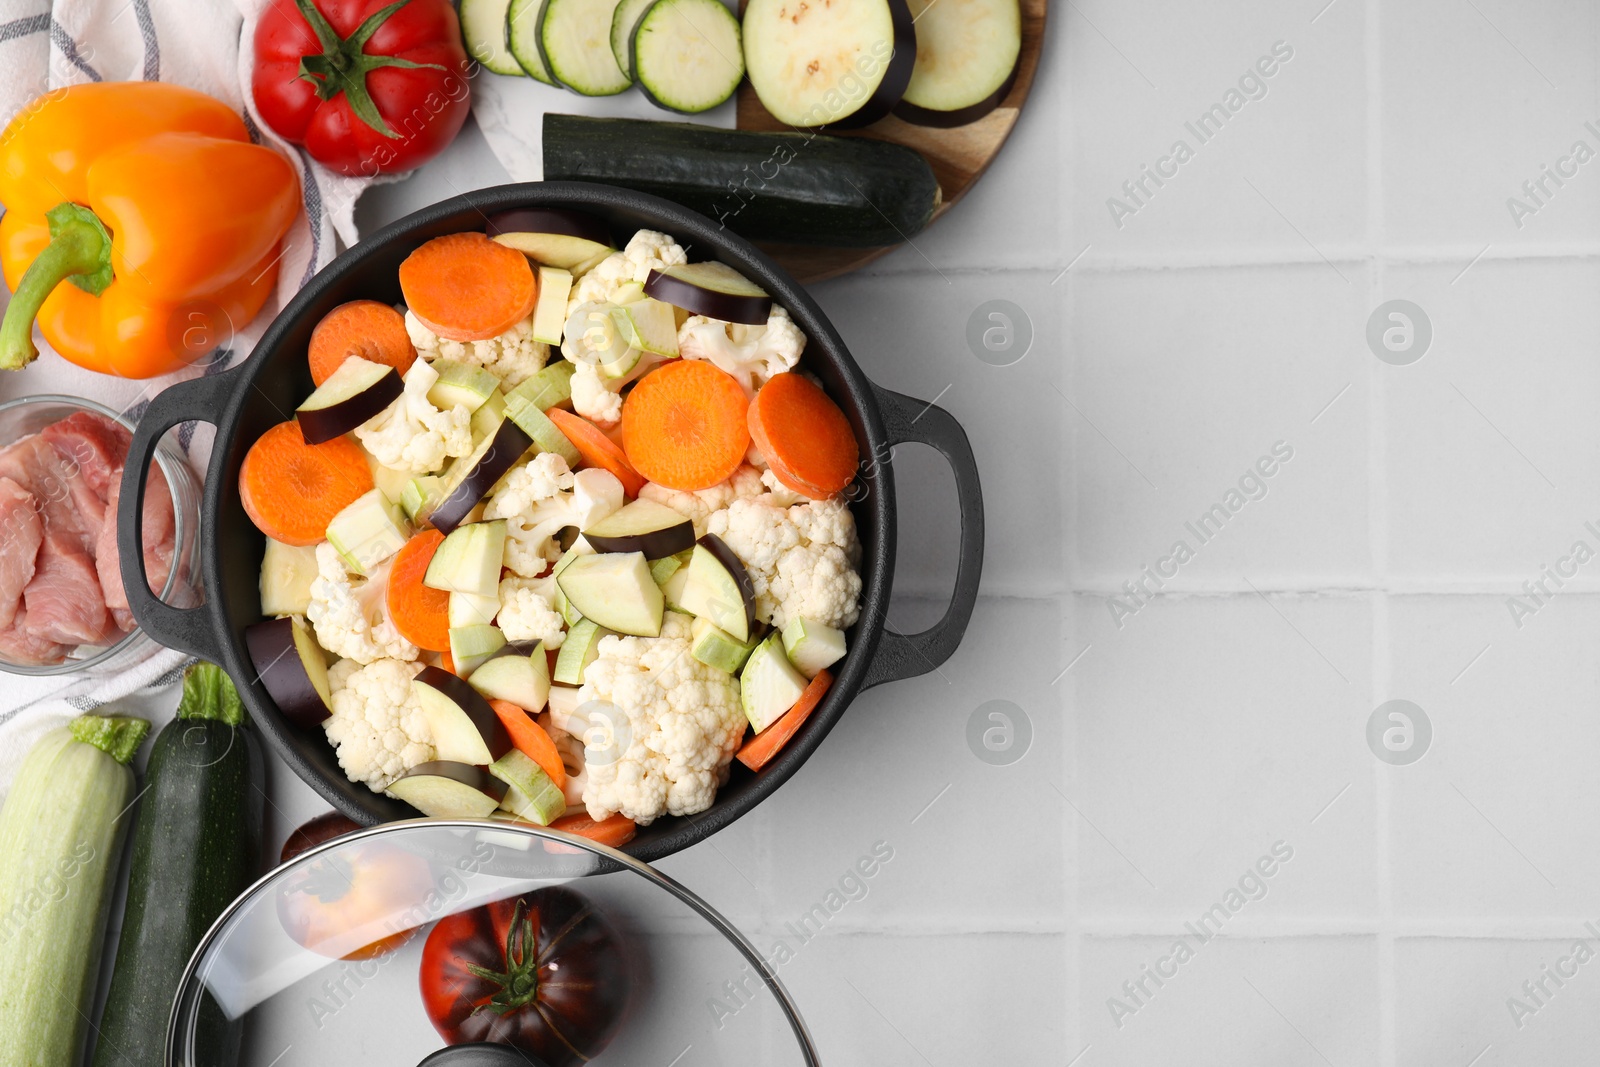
[{"left": 118, "top": 182, "right": 983, "bottom": 862}]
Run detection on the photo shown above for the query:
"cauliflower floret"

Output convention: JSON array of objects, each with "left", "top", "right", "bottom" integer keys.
[
  {"left": 637, "top": 465, "right": 767, "bottom": 537},
  {"left": 306, "top": 543, "right": 419, "bottom": 664},
  {"left": 541, "top": 717, "right": 589, "bottom": 809},
  {"left": 484, "top": 453, "right": 626, "bottom": 575},
  {"left": 706, "top": 495, "right": 863, "bottom": 629},
  {"left": 578, "top": 613, "right": 746, "bottom": 825},
  {"left": 323, "top": 657, "right": 433, "bottom": 792},
  {"left": 353, "top": 358, "right": 473, "bottom": 474},
  {"left": 676, "top": 306, "right": 805, "bottom": 396},
  {"left": 405, "top": 311, "right": 550, "bottom": 388},
  {"left": 497, "top": 573, "right": 567, "bottom": 648},
  {"left": 568, "top": 229, "right": 688, "bottom": 312},
  {"left": 560, "top": 301, "right": 673, "bottom": 427}
]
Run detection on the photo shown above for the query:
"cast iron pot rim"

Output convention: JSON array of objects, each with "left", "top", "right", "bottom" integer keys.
[{"left": 201, "top": 182, "right": 896, "bottom": 863}]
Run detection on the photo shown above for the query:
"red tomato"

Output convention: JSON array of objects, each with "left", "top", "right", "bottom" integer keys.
[
  {"left": 252, "top": 0, "right": 471, "bottom": 176},
  {"left": 420, "top": 888, "right": 630, "bottom": 1067},
  {"left": 276, "top": 837, "right": 435, "bottom": 960}
]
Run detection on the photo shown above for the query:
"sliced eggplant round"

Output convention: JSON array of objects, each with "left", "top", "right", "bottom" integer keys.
[
  {"left": 643, "top": 261, "right": 772, "bottom": 325},
  {"left": 508, "top": 0, "right": 560, "bottom": 84},
  {"left": 539, "top": 0, "right": 634, "bottom": 97},
  {"left": 582, "top": 498, "right": 694, "bottom": 557},
  {"left": 412, "top": 665, "right": 514, "bottom": 766},
  {"left": 430, "top": 420, "right": 534, "bottom": 534},
  {"left": 556, "top": 552, "right": 665, "bottom": 637},
  {"left": 893, "top": 0, "right": 1021, "bottom": 127},
  {"left": 679, "top": 534, "right": 756, "bottom": 642},
  {"left": 633, "top": 0, "right": 744, "bottom": 114},
  {"left": 389, "top": 762, "right": 510, "bottom": 818},
  {"left": 461, "top": 0, "right": 527, "bottom": 76},
  {"left": 610, "top": 0, "right": 656, "bottom": 79},
  {"left": 245, "top": 616, "right": 333, "bottom": 728},
  {"left": 741, "top": 0, "right": 915, "bottom": 128},
  {"left": 295, "top": 357, "right": 403, "bottom": 444},
  {"left": 487, "top": 208, "right": 616, "bottom": 270}
]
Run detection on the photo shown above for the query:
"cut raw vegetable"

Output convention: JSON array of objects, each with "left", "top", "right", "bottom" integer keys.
[
  {"left": 368, "top": 457, "right": 413, "bottom": 506},
  {"left": 93, "top": 665, "right": 262, "bottom": 1067},
  {"left": 678, "top": 535, "right": 756, "bottom": 641},
  {"left": 508, "top": 360, "right": 577, "bottom": 413},
  {"left": 737, "top": 668, "right": 832, "bottom": 771},
  {"left": 546, "top": 407, "right": 647, "bottom": 495},
  {"left": 583, "top": 498, "right": 695, "bottom": 557},
  {"left": 429, "top": 420, "right": 535, "bottom": 533},
  {"left": 260, "top": 538, "right": 320, "bottom": 617},
  {"left": 548, "top": 811, "right": 636, "bottom": 848},
  {"left": 0, "top": 714, "right": 149, "bottom": 1067},
  {"left": 691, "top": 615, "right": 759, "bottom": 673},
  {"left": 399, "top": 232, "right": 539, "bottom": 342},
  {"left": 540, "top": 0, "right": 633, "bottom": 96},
  {"left": 424, "top": 520, "right": 508, "bottom": 598},
  {"left": 241, "top": 420, "right": 374, "bottom": 546},
  {"left": 531, "top": 266, "right": 575, "bottom": 344},
  {"left": 895, "top": 0, "right": 1021, "bottom": 127},
  {"left": 450, "top": 623, "right": 507, "bottom": 675},
  {"left": 245, "top": 616, "right": 334, "bottom": 727},
  {"left": 564, "top": 302, "right": 634, "bottom": 369},
  {"left": 307, "top": 300, "right": 416, "bottom": 387},
  {"left": 740, "top": 631, "right": 807, "bottom": 732},
  {"left": 742, "top": 0, "right": 914, "bottom": 127},
  {"left": 389, "top": 530, "right": 453, "bottom": 652},
  {"left": 615, "top": 297, "right": 679, "bottom": 355},
  {"left": 401, "top": 476, "right": 444, "bottom": 521},
  {"left": 490, "top": 749, "right": 567, "bottom": 824},
  {"left": 506, "top": 0, "right": 559, "bottom": 83},
  {"left": 506, "top": 399, "right": 582, "bottom": 467},
  {"left": 782, "top": 615, "right": 848, "bottom": 677},
  {"left": 326, "top": 488, "right": 409, "bottom": 575},
  {"left": 471, "top": 389, "right": 509, "bottom": 442},
  {"left": 649, "top": 550, "right": 688, "bottom": 586},
  {"left": 488, "top": 700, "right": 566, "bottom": 786},
  {"left": 296, "top": 356, "right": 403, "bottom": 444},
  {"left": 472, "top": 643, "right": 552, "bottom": 712},
  {"left": 557, "top": 551, "right": 664, "bottom": 636},
  {"left": 554, "top": 617, "right": 611, "bottom": 684},
  {"left": 449, "top": 590, "right": 500, "bottom": 628},
  {"left": 644, "top": 261, "right": 771, "bottom": 325},
  {"left": 749, "top": 372, "right": 859, "bottom": 497},
  {"left": 427, "top": 359, "right": 501, "bottom": 413},
  {"left": 621, "top": 358, "right": 750, "bottom": 490},
  {"left": 413, "top": 666, "right": 514, "bottom": 766},
  {"left": 390, "top": 762, "right": 509, "bottom": 818},
  {"left": 658, "top": 553, "right": 693, "bottom": 610},
  {"left": 610, "top": 0, "right": 656, "bottom": 78},
  {"left": 486, "top": 208, "right": 615, "bottom": 269},
  {"left": 461, "top": 0, "right": 526, "bottom": 75},
  {"left": 633, "top": 0, "right": 743, "bottom": 113},
  {"left": 546, "top": 683, "right": 584, "bottom": 727}
]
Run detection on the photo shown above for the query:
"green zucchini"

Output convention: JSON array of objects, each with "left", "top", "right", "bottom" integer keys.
[
  {"left": 93, "top": 664, "right": 264, "bottom": 1067},
  {"left": 541, "top": 113, "right": 942, "bottom": 247},
  {"left": 0, "top": 713, "right": 150, "bottom": 1067}
]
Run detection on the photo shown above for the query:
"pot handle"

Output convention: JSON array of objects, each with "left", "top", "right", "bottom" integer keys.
[
  {"left": 117, "top": 370, "right": 238, "bottom": 663},
  {"left": 861, "top": 385, "right": 985, "bottom": 690}
]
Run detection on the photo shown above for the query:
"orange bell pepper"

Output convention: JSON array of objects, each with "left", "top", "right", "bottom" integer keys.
[{"left": 0, "top": 82, "right": 300, "bottom": 378}]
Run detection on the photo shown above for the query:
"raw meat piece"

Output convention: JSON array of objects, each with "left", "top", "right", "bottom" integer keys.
[
  {"left": 96, "top": 465, "right": 175, "bottom": 631},
  {"left": 0, "top": 435, "right": 97, "bottom": 553},
  {"left": 41, "top": 411, "right": 131, "bottom": 497},
  {"left": 0, "top": 477, "right": 41, "bottom": 629},
  {"left": 0, "top": 609, "right": 71, "bottom": 666},
  {"left": 24, "top": 529, "right": 119, "bottom": 647}
]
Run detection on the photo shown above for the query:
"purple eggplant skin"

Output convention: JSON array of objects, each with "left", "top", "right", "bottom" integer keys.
[
  {"left": 485, "top": 208, "right": 614, "bottom": 248},
  {"left": 643, "top": 269, "right": 772, "bottom": 326},
  {"left": 414, "top": 665, "right": 514, "bottom": 762},
  {"left": 295, "top": 367, "right": 403, "bottom": 444},
  {"left": 893, "top": 59, "right": 1020, "bottom": 129},
  {"left": 245, "top": 617, "right": 331, "bottom": 728},
  {"left": 697, "top": 533, "right": 757, "bottom": 635},
  {"left": 398, "top": 761, "right": 510, "bottom": 803},
  {"left": 825, "top": 0, "right": 917, "bottom": 130},
  {"left": 430, "top": 421, "right": 534, "bottom": 534},
  {"left": 585, "top": 518, "right": 694, "bottom": 559}
]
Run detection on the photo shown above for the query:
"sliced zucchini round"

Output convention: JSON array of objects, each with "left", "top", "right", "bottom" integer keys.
[
  {"left": 633, "top": 0, "right": 744, "bottom": 114},
  {"left": 610, "top": 0, "right": 658, "bottom": 79},
  {"left": 461, "top": 0, "right": 526, "bottom": 76},
  {"left": 741, "top": 0, "right": 915, "bottom": 127},
  {"left": 508, "top": 0, "right": 560, "bottom": 84},
  {"left": 895, "top": 0, "right": 1021, "bottom": 127},
  {"left": 540, "top": 0, "right": 633, "bottom": 96}
]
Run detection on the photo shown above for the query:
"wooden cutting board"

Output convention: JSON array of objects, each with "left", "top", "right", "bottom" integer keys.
[{"left": 735, "top": 0, "right": 1049, "bottom": 283}]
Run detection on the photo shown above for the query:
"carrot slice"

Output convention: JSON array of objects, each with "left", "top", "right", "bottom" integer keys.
[
  {"left": 488, "top": 699, "right": 566, "bottom": 789},
  {"left": 547, "top": 812, "right": 637, "bottom": 849},
  {"left": 748, "top": 373, "right": 859, "bottom": 498},
  {"left": 387, "top": 531, "right": 451, "bottom": 652},
  {"left": 737, "top": 669, "right": 833, "bottom": 772},
  {"left": 398, "top": 232, "right": 538, "bottom": 342},
  {"left": 621, "top": 359, "right": 750, "bottom": 491},
  {"left": 308, "top": 299, "right": 416, "bottom": 386},
  {"left": 240, "top": 420, "right": 372, "bottom": 546},
  {"left": 545, "top": 407, "right": 646, "bottom": 496}
]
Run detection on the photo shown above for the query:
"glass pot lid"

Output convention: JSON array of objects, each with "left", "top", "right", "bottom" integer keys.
[{"left": 169, "top": 820, "right": 820, "bottom": 1067}]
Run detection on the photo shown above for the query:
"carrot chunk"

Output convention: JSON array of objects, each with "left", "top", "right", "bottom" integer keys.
[
  {"left": 621, "top": 359, "right": 750, "bottom": 490},
  {"left": 308, "top": 299, "right": 415, "bottom": 386},
  {"left": 398, "top": 232, "right": 538, "bottom": 342},
  {"left": 240, "top": 420, "right": 372, "bottom": 546},
  {"left": 748, "top": 373, "right": 859, "bottom": 497}
]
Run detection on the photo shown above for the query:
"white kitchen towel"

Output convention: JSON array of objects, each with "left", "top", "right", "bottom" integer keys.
[{"left": 0, "top": 0, "right": 374, "bottom": 780}]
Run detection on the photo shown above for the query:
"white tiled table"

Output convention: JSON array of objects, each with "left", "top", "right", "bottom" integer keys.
[{"left": 121, "top": 1, "right": 1600, "bottom": 1060}]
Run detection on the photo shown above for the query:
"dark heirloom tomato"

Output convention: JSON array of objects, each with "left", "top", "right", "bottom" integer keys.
[{"left": 420, "top": 888, "right": 630, "bottom": 1067}]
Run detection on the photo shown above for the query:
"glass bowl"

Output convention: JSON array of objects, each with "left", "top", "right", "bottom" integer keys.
[
  {"left": 169, "top": 820, "right": 821, "bottom": 1067},
  {"left": 0, "top": 394, "right": 201, "bottom": 676}
]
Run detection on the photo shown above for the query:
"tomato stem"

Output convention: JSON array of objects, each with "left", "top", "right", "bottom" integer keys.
[
  {"left": 291, "top": 0, "right": 446, "bottom": 139},
  {"left": 466, "top": 900, "right": 541, "bottom": 1015}
]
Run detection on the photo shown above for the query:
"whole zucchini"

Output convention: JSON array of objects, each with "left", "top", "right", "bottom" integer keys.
[
  {"left": 0, "top": 713, "right": 150, "bottom": 1067},
  {"left": 93, "top": 664, "right": 264, "bottom": 1067},
  {"left": 542, "top": 113, "right": 942, "bottom": 247}
]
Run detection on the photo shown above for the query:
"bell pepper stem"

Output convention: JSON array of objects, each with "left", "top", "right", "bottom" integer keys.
[{"left": 0, "top": 203, "right": 113, "bottom": 371}]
